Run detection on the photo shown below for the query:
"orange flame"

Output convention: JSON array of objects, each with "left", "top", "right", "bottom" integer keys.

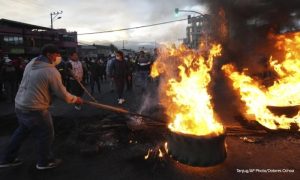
[
  {"left": 158, "top": 149, "right": 163, "bottom": 158},
  {"left": 164, "top": 142, "right": 168, "bottom": 153},
  {"left": 151, "top": 44, "right": 224, "bottom": 136},
  {"left": 222, "top": 32, "right": 300, "bottom": 130},
  {"left": 144, "top": 149, "right": 152, "bottom": 160}
]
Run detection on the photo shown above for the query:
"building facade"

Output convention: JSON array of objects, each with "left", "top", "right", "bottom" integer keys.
[
  {"left": 0, "top": 18, "right": 77, "bottom": 59},
  {"left": 78, "top": 44, "right": 117, "bottom": 59},
  {"left": 184, "top": 15, "right": 210, "bottom": 49}
]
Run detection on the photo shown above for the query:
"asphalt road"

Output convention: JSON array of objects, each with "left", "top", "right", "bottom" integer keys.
[{"left": 0, "top": 77, "right": 299, "bottom": 180}]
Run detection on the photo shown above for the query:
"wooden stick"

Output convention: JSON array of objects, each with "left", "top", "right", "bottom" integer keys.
[
  {"left": 84, "top": 100, "right": 165, "bottom": 125},
  {"left": 77, "top": 79, "right": 98, "bottom": 103},
  {"left": 68, "top": 69, "right": 98, "bottom": 103},
  {"left": 84, "top": 100, "right": 129, "bottom": 114}
]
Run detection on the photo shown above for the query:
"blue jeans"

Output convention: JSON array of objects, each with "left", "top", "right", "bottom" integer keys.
[{"left": 1, "top": 109, "right": 54, "bottom": 165}]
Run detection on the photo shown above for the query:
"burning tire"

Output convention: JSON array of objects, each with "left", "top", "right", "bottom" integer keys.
[{"left": 167, "top": 131, "right": 227, "bottom": 167}]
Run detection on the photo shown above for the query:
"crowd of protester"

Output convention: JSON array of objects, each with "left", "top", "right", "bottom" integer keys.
[
  {"left": 0, "top": 57, "right": 29, "bottom": 102},
  {"left": 0, "top": 49, "right": 158, "bottom": 106},
  {"left": 0, "top": 44, "right": 160, "bottom": 170}
]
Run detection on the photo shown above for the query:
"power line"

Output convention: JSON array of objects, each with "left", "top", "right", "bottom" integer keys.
[
  {"left": 77, "top": 18, "right": 188, "bottom": 35},
  {"left": 77, "top": 41, "right": 156, "bottom": 46}
]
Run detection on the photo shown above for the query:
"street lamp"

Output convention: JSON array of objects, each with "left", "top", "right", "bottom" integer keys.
[
  {"left": 50, "top": 11, "right": 63, "bottom": 29},
  {"left": 175, "top": 8, "right": 205, "bottom": 16}
]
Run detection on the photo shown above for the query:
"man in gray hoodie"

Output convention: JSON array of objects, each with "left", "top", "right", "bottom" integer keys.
[{"left": 0, "top": 44, "right": 83, "bottom": 170}]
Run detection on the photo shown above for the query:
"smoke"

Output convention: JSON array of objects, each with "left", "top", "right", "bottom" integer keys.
[
  {"left": 138, "top": 91, "right": 155, "bottom": 115},
  {"left": 201, "top": 0, "right": 300, "bottom": 85},
  {"left": 199, "top": 0, "right": 300, "bottom": 72},
  {"left": 189, "top": 0, "right": 300, "bottom": 122}
]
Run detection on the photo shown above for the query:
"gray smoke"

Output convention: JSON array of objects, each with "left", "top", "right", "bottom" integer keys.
[
  {"left": 138, "top": 91, "right": 154, "bottom": 115},
  {"left": 193, "top": 1, "right": 300, "bottom": 123},
  {"left": 199, "top": 0, "right": 300, "bottom": 71}
]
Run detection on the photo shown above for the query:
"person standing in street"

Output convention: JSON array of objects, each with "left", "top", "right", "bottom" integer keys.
[
  {"left": 98, "top": 58, "right": 106, "bottom": 82},
  {"left": 109, "top": 51, "right": 128, "bottom": 104},
  {"left": 125, "top": 55, "right": 134, "bottom": 91},
  {"left": 0, "top": 57, "right": 17, "bottom": 102},
  {"left": 81, "top": 58, "right": 89, "bottom": 85},
  {"left": 136, "top": 51, "right": 151, "bottom": 92},
  {"left": 56, "top": 58, "right": 68, "bottom": 87},
  {"left": 66, "top": 51, "right": 84, "bottom": 110},
  {"left": 106, "top": 54, "right": 116, "bottom": 93},
  {"left": 0, "top": 44, "right": 83, "bottom": 170},
  {"left": 88, "top": 59, "right": 101, "bottom": 95}
]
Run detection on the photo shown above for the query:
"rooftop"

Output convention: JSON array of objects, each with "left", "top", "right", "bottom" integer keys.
[{"left": 0, "top": 18, "right": 52, "bottom": 30}]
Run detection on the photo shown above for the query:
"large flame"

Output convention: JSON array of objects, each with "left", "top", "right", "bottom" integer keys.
[
  {"left": 151, "top": 44, "right": 224, "bottom": 136},
  {"left": 222, "top": 32, "right": 300, "bottom": 130}
]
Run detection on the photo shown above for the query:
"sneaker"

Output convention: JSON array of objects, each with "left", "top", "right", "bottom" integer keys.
[
  {"left": 0, "top": 158, "right": 23, "bottom": 168},
  {"left": 36, "top": 159, "right": 62, "bottom": 170},
  {"left": 75, "top": 105, "right": 81, "bottom": 111}
]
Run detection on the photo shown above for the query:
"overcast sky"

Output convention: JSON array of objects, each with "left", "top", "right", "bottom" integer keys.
[{"left": 0, "top": 0, "right": 207, "bottom": 48}]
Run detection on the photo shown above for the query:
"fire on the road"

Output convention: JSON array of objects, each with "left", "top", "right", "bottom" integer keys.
[
  {"left": 151, "top": 43, "right": 224, "bottom": 136},
  {"left": 222, "top": 32, "right": 300, "bottom": 131}
]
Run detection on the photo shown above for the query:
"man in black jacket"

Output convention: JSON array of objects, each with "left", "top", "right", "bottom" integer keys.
[
  {"left": 136, "top": 51, "right": 151, "bottom": 92},
  {"left": 88, "top": 59, "right": 101, "bottom": 95},
  {"left": 109, "top": 51, "right": 128, "bottom": 104}
]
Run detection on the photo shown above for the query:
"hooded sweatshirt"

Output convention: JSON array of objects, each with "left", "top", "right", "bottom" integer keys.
[{"left": 15, "top": 56, "right": 77, "bottom": 111}]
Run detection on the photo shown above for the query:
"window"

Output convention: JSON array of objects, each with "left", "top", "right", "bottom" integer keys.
[
  {"left": 61, "top": 34, "right": 76, "bottom": 42},
  {"left": 4, "top": 36, "right": 23, "bottom": 45}
]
